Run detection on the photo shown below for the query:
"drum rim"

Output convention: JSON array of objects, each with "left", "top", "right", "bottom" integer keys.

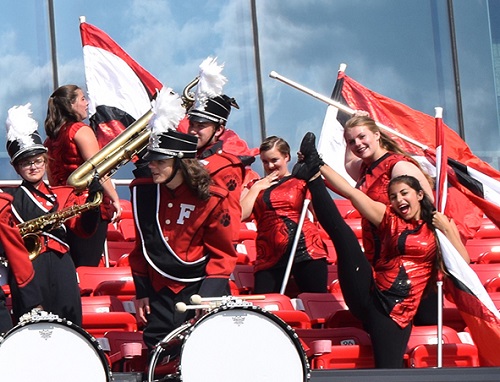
[{"left": 0, "top": 317, "right": 113, "bottom": 381}]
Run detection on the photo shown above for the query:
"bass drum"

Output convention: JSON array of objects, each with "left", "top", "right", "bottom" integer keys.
[
  {"left": 0, "top": 316, "right": 112, "bottom": 382},
  {"left": 148, "top": 304, "right": 310, "bottom": 382}
]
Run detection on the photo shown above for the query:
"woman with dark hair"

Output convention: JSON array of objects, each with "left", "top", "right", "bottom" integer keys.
[
  {"left": 44, "top": 84, "right": 121, "bottom": 267},
  {"left": 128, "top": 89, "right": 238, "bottom": 351},
  {"left": 294, "top": 132, "right": 468, "bottom": 368},
  {"left": 240, "top": 135, "right": 328, "bottom": 294}
]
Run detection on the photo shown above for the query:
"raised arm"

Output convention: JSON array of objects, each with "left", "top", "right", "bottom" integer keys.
[
  {"left": 320, "top": 164, "right": 386, "bottom": 227},
  {"left": 392, "top": 161, "right": 434, "bottom": 203},
  {"left": 240, "top": 171, "right": 279, "bottom": 221}
]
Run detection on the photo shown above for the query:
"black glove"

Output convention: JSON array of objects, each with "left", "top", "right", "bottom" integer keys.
[
  {"left": 86, "top": 176, "right": 104, "bottom": 203},
  {"left": 81, "top": 176, "right": 103, "bottom": 235}
]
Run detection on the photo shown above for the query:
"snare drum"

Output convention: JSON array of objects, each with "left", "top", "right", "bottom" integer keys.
[
  {"left": 148, "top": 304, "right": 310, "bottom": 382},
  {"left": 0, "top": 315, "right": 112, "bottom": 382}
]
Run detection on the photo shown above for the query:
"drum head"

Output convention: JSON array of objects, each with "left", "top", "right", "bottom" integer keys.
[
  {"left": 179, "top": 307, "right": 308, "bottom": 382},
  {"left": 0, "top": 320, "right": 110, "bottom": 382}
]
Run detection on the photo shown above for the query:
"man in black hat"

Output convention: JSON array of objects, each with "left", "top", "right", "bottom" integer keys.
[
  {"left": 187, "top": 94, "right": 246, "bottom": 243},
  {"left": 129, "top": 89, "right": 237, "bottom": 351}
]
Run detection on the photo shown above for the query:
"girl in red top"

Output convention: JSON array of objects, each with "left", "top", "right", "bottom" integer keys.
[
  {"left": 241, "top": 136, "right": 328, "bottom": 294},
  {"left": 44, "top": 85, "right": 121, "bottom": 267},
  {"left": 295, "top": 132, "right": 468, "bottom": 368}
]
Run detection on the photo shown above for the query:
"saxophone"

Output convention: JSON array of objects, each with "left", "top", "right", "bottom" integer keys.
[{"left": 18, "top": 191, "right": 103, "bottom": 260}]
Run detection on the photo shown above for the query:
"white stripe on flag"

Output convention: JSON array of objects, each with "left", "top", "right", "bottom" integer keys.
[
  {"left": 317, "top": 105, "right": 356, "bottom": 186},
  {"left": 437, "top": 229, "right": 500, "bottom": 319},
  {"left": 83, "top": 46, "right": 153, "bottom": 120},
  {"left": 466, "top": 165, "right": 500, "bottom": 206}
]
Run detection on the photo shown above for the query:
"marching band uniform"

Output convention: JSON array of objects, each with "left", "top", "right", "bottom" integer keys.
[
  {"left": 129, "top": 91, "right": 238, "bottom": 350},
  {"left": 186, "top": 57, "right": 246, "bottom": 243},
  {"left": 196, "top": 140, "right": 245, "bottom": 243},
  {"left": 3, "top": 104, "right": 101, "bottom": 326}
]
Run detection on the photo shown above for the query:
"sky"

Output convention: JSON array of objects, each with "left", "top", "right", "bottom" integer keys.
[{"left": 0, "top": 0, "right": 498, "bottom": 181}]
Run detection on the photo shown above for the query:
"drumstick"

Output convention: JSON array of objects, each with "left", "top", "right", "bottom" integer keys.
[
  {"left": 175, "top": 302, "right": 212, "bottom": 313},
  {"left": 190, "top": 294, "right": 266, "bottom": 304}
]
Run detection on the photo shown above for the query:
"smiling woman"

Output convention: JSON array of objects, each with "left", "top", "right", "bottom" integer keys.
[{"left": 294, "top": 131, "right": 469, "bottom": 368}]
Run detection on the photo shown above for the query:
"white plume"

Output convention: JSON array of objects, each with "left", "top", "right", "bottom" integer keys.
[
  {"left": 6, "top": 103, "right": 39, "bottom": 145},
  {"left": 150, "top": 87, "right": 185, "bottom": 135},
  {"left": 193, "top": 56, "right": 227, "bottom": 110}
]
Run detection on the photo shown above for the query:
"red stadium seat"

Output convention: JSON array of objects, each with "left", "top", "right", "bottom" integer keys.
[
  {"left": 106, "top": 241, "right": 135, "bottom": 264},
  {"left": 81, "top": 295, "right": 126, "bottom": 313},
  {"left": 484, "top": 276, "right": 500, "bottom": 293},
  {"left": 235, "top": 239, "right": 257, "bottom": 265},
  {"left": 297, "top": 292, "right": 348, "bottom": 327},
  {"left": 408, "top": 343, "right": 480, "bottom": 368},
  {"left": 476, "top": 251, "right": 500, "bottom": 264},
  {"left": 406, "top": 325, "right": 462, "bottom": 352},
  {"left": 238, "top": 221, "right": 257, "bottom": 241},
  {"left": 311, "top": 344, "right": 375, "bottom": 369},
  {"left": 118, "top": 219, "right": 136, "bottom": 241},
  {"left": 82, "top": 311, "right": 138, "bottom": 338},
  {"left": 473, "top": 218, "right": 500, "bottom": 239},
  {"left": 250, "top": 294, "right": 312, "bottom": 329},
  {"left": 333, "top": 199, "right": 356, "bottom": 219},
  {"left": 119, "top": 199, "right": 133, "bottom": 220},
  {"left": 295, "top": 327, "right": 372, "bottom": 358},
  {"left": 345, "top": 218, "right": 362, "bottom": 239},
  {"left": 77, "top": 266, "right": 133, "bottom": 296},
  {"left": 469, "top": 263, "right": 500, "bottom": 285},
  {"left": 231, "top": 264, "right": 255, "bottom": 294},
  {"left": 250, "top": 293, "right": 296, "bottom": 311},
  {"left": 93, "top": 279, "right": 136, "bottom": 302},
  {"left": 107, "top": 222, "right": 125, "bottom": 241},
  {"left": 465, "top": 238, "right": 500, "bottom": 263},
  {"left": 104, "top": 330, "right": 148, "bottom": 373}
]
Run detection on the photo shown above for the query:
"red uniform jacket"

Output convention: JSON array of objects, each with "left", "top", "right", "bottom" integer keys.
[
  {"left": 198, "top": 141, "right": 245, "bottom": 242},
  {"left": 129, "top": 179, "right": 238, "bottom": 296},
  {"left": 0, "top": 194, "right": 42, "bottom": 309}
]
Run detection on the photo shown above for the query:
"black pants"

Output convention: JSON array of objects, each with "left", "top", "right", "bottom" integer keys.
[
  {"left": 308, "top": 178, "right": 411, "bottom": 368},
  {"left": 253, "top": 258, "right": 328, "bottom": 294},
  {"left": 9, "top": 250, "right": 82, "bottom": 326},
  {"left": 0, "top": 288, "right": 12, "bottom": 334},
  {"left": 68, "top": 218, "right": 108, "bottom": 267},
  {"left": 143, "top": 282, "right": 202, "bottom": 351}
]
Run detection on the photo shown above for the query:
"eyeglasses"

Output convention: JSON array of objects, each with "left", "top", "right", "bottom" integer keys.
[{"left": 19, "top": 158, "right": 45, "bottom": 169}]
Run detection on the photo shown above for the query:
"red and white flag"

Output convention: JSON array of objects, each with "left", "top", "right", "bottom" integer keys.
[
  {"left": 433, "top": 110, "right": 500, "bottom": 367},
  {"left": 325, "top": 69, "right": 498, "bottom": 234},
  {"left": 80, "top": 19, "right": 163, "bottom": 148}
]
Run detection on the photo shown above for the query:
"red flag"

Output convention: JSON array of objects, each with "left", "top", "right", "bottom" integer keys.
[
  {"left": 80, "top": 20, "right": 163, "bottom": 148},
  {"left": 338, "top": 71, "right": 500, "bottom": 182}
]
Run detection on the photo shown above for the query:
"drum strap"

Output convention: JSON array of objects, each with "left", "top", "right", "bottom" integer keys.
[{"left": 132, "top": 183, "right": 207, "bottom": 282}]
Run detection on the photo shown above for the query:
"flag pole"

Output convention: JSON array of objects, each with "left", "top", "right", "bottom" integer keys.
[
  {"left": 269, "top": 71, "right": 430, "bottom": 152},
  {"left": 279, "top": 198, "right": 311, "bottom": 295},
  {"left": 435, "top": 106, "right": 444, "bottom": 368}
]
